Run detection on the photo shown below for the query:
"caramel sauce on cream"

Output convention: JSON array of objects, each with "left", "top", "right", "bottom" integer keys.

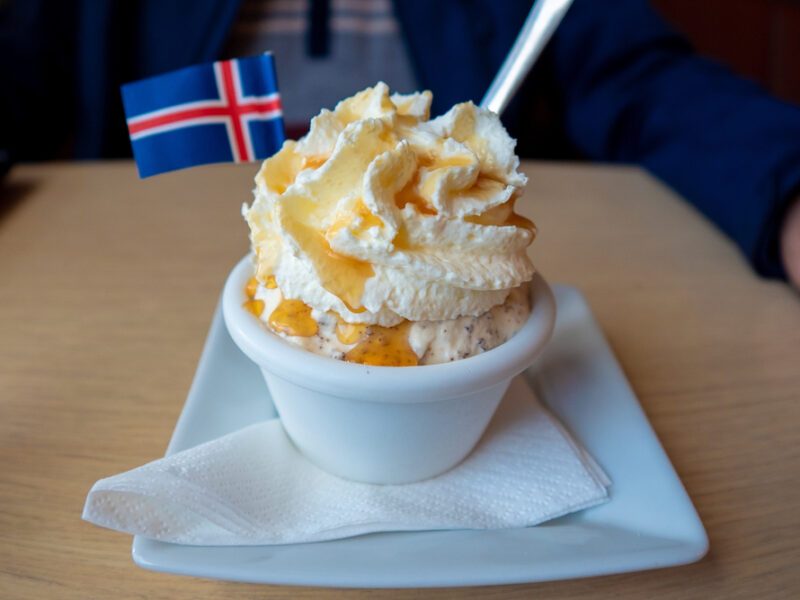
[
  {"left": 465, "top": 198, "right": 536, "bottom": 236},
  {"left": 269, "top": 296, "right": 319, "bottom": 337},
  {"left": 301, "top": 155, "right": 328, "bottom": 170},
  {"left": 395, "top": 175, "right": 437, "bottom": 215},
  {"left": 328, "top": 199, "right": 385, "bottom": 238},
  {"left": 284, "top": 220, "right": 374, "bottom": 313},
  {"left": 344, "top": 321, "right": 418, "bottom": 366},
  {"left": 335, "top": 318, "right": 369, "bottom": 345},
  {"left": 244, "top": 279, "right": 421, "bottom": 366},
  {"left": 242, "top": 299, "right": 265, "bottom": 318},
  {"left": 243, "top": 277, "right": 265, "bottom": 317},
  {"left": 259, "top": 141, "right": 304, "bottom": 195},
  {"left": 504, "top": 211, "right": 536, "bottom": 234},
  {"left": 417, "top": 153, "right": 474, "bottom": 169},
  {"left": 318, "top": 235, "right": 373, "bottom": 313},
  {"left": 244, "top": 275, "right": 318, "bottom": 338},
  {"left": 245, "top": 277, "right": 259, "bottom": 297},
  {"left": 395, "top": 153, "right": 478, "bottom": 216}
]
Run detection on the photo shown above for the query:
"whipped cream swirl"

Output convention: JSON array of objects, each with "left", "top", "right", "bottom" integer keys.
[{"left": 243, "top": 83, "right": 535, "bottom": 326}]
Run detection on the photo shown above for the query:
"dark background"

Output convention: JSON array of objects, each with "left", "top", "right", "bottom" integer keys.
[{"left": 654, "top": 0, "right": 800, "bottom": 105}]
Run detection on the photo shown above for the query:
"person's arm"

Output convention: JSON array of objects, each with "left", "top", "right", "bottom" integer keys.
[
  {"left": 781, "top": 198, "right": 800, "bottom": 289},
  {"left": 549, "top": 0, "right": 800, "bottom": 282}
]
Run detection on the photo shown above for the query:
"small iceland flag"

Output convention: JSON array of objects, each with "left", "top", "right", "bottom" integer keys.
[{"left": 121, "top": 53, "right": 285, "bottom": 178}]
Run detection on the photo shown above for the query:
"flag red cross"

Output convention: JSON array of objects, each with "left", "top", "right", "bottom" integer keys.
[{"left": 126, "top": 60, "right": 282, "bottom": 162}]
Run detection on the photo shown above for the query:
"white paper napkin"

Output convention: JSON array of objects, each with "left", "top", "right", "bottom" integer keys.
[{"left": 83, "top": 377, "right": 610, "bottom": 545}]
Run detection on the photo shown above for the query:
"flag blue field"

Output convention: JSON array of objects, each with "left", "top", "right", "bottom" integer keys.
[{"left": 121, "top": 54, "right": 285, "bottom": 178}]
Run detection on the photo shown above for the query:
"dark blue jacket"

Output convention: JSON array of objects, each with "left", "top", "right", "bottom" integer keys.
[{"left": 3, "top": 0, "right": 800, "bottom": 278}]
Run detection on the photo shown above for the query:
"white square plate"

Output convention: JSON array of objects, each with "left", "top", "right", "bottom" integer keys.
[{"left": 131, "top": 285, "right": 708, "bottom": 587}]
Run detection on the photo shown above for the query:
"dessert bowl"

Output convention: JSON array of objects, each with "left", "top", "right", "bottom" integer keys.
[{"left": 222, "top": 254, "right": 556, "bottom": 484}]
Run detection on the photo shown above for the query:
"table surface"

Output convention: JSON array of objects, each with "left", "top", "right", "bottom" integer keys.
[{"left": 1, "top": 161, "right": 798, "bottom": 599}]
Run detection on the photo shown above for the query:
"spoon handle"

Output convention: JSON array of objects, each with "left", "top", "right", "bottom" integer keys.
[{"left": 480, "top": 0, "right": 574, "bottom": 116}]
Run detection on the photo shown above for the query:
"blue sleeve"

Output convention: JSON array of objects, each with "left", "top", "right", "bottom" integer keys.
[{"left": 550, "top": 0, "right": 800, "bottom": 278}]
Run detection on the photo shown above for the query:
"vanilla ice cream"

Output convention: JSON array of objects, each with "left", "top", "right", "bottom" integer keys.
[{"left": 242, "top": 83, "right": 536, "bottom": 365}]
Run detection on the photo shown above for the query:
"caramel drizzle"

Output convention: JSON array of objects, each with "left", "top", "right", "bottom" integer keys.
[
  {"left": 301, "top": 155, "right": 328, "bottom": 170},
  {"left": 245, "top": 276, "right": 418, "bottom": 365},
  {"left": 245, "top": 276, "right": 259, "bottom": 297},
  {"left": 395, "top": 171, "right": 437, "bottom": 215},
  {"left": 335, "top": 318, "right": 369, "bottom": 345},
  {"left": 269, "top": 296, "right": 319, "bottom": 337},
  {"left": 336, "top": 316, "right": 420, "bottom": 366},
  {"left": 504, "top": 211, "right": 536, "bottom": 234},
  {"left": 395, "top": 152, "right": 480, "bottom": 216},
  {"left": 243, "top": 277, "right": 265, "bottom": 317},
  {"left": 242, "top": 299, "right": 265, "bottom": 317},
  {"left": 464, "top": 198, "right": 536, "bottom": 236},
  {"left": 344, "top": 321, "right": 418, "bottom": 366},
  {"left": 318, "top": 234, "right": 373, "bottom": 313},
  {"left": 327, "top": 199, "right": 385, "bottom": 239},
  {"left": 244, "top": 275, "right": 318, "bottom": 337}
]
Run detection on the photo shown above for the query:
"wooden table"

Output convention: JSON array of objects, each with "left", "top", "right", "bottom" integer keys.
[{"left": 1, "top": 161, "right": 798, "bottom": 599}]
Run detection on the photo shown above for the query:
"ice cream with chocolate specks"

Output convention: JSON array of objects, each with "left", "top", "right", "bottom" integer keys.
[{"left": 241, "top": 83, "right": 535, "bottom": 365}]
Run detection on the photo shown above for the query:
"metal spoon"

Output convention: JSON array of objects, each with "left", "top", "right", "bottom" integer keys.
[{"left": 480, "top": 0, "right": 574, "bottom": 115}]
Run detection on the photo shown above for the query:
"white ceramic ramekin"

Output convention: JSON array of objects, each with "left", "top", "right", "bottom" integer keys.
[{"left": 222, "top": 255, "right": 556, "bottom": 484}]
